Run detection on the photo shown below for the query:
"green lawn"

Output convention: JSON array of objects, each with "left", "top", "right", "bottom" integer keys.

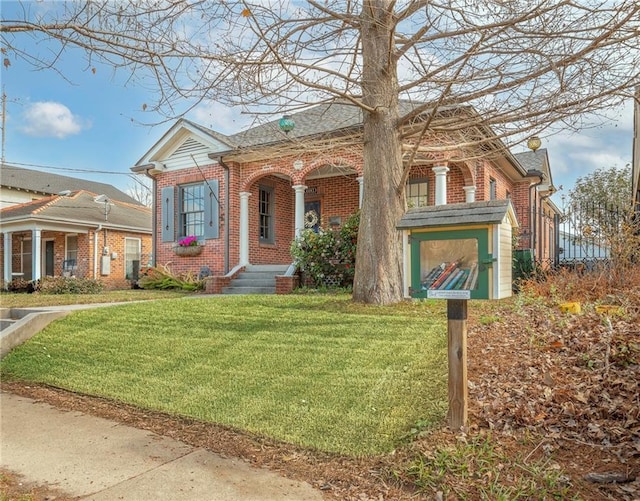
[
  {"left": 0, "top": 289, "right": 190, "bottom": 308},
  {"left": 1, "top": 294, "right": 448, "bottom": 455}
]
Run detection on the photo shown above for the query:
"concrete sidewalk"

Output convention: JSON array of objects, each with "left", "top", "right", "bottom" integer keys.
[{"left": 0, "top": 392, "right": 323, "bottom": 500}]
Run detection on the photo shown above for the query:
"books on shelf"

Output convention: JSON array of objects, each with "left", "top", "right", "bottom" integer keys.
[{"left": 421, "top": 261, "right": 478, "bottom": 291}]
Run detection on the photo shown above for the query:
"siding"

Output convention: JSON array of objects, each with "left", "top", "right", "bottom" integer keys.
[{"left": 164, "top": 138, "right": 220, "bottom": 170}]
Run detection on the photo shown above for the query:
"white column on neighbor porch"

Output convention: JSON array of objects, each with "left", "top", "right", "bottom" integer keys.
[
  {"left": 32, "top": 228, "right": 42, "bottom": 281},
  {"left": 432, "top": 165, "right": 450, "bottom": 206},
  {"left": 3, "top": 232, "right": 12, "bottom": 287},
  {"left": 239, "top": 191, "right": 251, "bottom": 266},
  {"left": 292, "top": 185, "right": 307, "bottom": 237},
  {"left": 463, "top": 185, "right": 476, "bottom": 203},
  {"left": 357, "top": 176, "right": 364, "bottom": 208}
]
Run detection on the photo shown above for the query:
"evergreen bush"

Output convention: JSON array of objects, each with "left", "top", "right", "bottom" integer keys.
[{"left": 291, "top": 211, "right": 359, "bottom": 288}]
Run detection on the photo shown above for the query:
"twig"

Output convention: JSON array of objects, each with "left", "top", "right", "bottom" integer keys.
[
  {"left": 603, "top": 317, "right": 613, "bottom": 380},
  {"left": 523, "top": 438, "right": 547, "bottom": 464}
]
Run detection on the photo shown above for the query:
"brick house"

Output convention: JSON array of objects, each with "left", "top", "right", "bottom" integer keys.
[
  {"left": 1, "top": 165, "right": 152, "bottom": 289},
  {"left": 131, "top": 101, "right": 557, "bottom": 295}
]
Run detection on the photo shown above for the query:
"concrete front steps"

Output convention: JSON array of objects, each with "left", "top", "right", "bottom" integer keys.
[{"left": 221, "top": 264, "right": 290, "bottom": 295}]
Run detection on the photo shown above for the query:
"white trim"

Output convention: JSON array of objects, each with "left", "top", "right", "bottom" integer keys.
[
  {"left": 135, "top": 120, "right": 232, "bottom": 167},
  {"left": 124, "top": 237, "right": 142, "bottom": 280}
]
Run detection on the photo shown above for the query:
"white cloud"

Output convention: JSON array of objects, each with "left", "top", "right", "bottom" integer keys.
[
  {"left": 21, "top": 101, "right": 89, "bottom": 138},
  {"left": 189, "top": 101, "right": 259, "bottom": 134}
]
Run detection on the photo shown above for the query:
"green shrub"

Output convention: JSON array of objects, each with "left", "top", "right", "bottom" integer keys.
[
  {"left": 290, "top": 211, "right": 359, "bottom": 288},
  {"left": 7, "top": 279, "right": 36, "bottom": 293},
  {"left": 38, "top": 277, "right": 104, "bottom": 294},
  {"left": 138, "top": 264, "right": 203, "bottom": 291}
]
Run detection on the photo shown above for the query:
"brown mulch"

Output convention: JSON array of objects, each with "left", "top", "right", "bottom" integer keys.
[{"left": 2, "top": 288, "right": 639, "bottom": 500}]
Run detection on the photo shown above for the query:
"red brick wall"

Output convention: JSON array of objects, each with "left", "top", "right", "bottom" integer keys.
[
  {"left": 154, "top": 162, "right": 227, "bottom": 276},
  {"left": 149, "top": 142, "right": 545, "bottom": 279}
]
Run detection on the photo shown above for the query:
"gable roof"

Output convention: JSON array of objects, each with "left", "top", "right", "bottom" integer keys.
[
  {"left": 397, "top": 200, "right": 518, "bottom": 230},
  {"left": 134, "top": 118, "right": 235, "bottom": 167},
  {"left": 1, "top": 164, "right": 140, "bottom": 205},
  {"left": 513, "top": 149, "right": 555, "bottom": 190},
  {"left": 0, "top": 190, "right": 151, "bottom": 233}
]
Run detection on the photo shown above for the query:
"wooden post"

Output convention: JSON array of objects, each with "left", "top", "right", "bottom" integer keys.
[{"left": 447, "top": 299, "right": 468, "bottom": 430}]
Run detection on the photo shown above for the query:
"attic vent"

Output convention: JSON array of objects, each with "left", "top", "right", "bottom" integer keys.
[{"left": 175, "top": 138, "right": 205, "bottom": 156}]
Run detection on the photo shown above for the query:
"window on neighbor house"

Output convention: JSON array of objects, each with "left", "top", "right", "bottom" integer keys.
[
  {"left": 179, "top": 183, "right": 205, "bottom": 238},
  {"left": 20, "top": 238, "right": 33, "bottom": 281},
  {"left": 259, "top": 185, "right": 274, "bottom": 243},
  {"left": 64, "top": 235, "right": 78, "bottom": 276},
  {"left": 125, "top": 238, "right": 141, "bottom": 280},
  {"left": 489, "top": 178, "right": 497, "bottom": 200},
  {"left": 407, "top": 179, "right": 429, "bottom": 208}
]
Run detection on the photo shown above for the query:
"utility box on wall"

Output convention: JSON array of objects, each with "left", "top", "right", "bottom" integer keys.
[{"left": 397, "top": 200, "right": 518, "bottom": 300}]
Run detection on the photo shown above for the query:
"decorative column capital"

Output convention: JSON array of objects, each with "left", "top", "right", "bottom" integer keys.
[
  {"left": 432, "top": 165, "right": 450, "bottom": 175},
  {"left": 463, "top": 185, "right": 476, "bottom": 203}
]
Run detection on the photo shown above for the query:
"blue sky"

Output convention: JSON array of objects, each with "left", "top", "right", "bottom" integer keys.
[{"left": 1, "top": 3, "right": 634, "bottom": 207}]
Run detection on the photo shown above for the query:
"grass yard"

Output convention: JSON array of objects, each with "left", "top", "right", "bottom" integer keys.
[
  {"left": 0, "top": 289, "right": 189, "bottom": 308},
  {"left": 1, "top": 295, "right": 448, "bottom": 456}
]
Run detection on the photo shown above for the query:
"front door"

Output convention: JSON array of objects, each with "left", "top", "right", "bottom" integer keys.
[
  {"left": 304, "top": 201, "right": 321, "bottom": 232},
  {"left": 44, "top": 240, "right": 55, "bottom": 276}
]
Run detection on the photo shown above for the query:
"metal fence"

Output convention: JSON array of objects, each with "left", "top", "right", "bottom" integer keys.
[{"left": 518, "top": 201, "right": 636, "bottom": 273}]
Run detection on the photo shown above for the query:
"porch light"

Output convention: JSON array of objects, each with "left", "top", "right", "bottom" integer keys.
[
  {"left": 527, "top": 135, "right": 542, "bottom": 152},
  {"left": 279, "top": 115, "right": 295, "bottom": 134}
]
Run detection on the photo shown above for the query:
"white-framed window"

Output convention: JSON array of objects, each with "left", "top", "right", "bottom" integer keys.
[
  {"left": 407, "top": 179, "right": 429, "bottom": 208},
  {"left": 20, "top": 238, "right": 33, "bottom": 280},
  {"left": 64, "top": 234, "right": 78, "bottom": 275},
  {"left": 179, "top": 183, "right": 205, "bottom": 239},
  {"left": 124, "top": 238, "right": 141, "bottom": 280},
  {"left": 161, "top": 180, "right": 219, "bottom": 243}
]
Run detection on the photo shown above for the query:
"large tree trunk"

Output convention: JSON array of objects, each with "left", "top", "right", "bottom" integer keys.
[{"left": 352, "top": 1, "right": 405, "bottom": 305}]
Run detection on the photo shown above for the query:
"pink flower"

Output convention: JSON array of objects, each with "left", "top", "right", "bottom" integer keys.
[{"left": 178, "top": 235, "right": 198, "bottom": 247}]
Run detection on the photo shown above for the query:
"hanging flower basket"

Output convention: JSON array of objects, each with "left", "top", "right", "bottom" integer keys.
[{"left": 173, "top": 245, "right": 203, "bottom": 257}]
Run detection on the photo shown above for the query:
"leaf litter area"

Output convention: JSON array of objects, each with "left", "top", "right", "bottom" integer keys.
[
  {"left": 461, "top": 287, "right": 640, "bottom": 500},
  {"left": 2, "top": 283, "right": 639, "bottom": 501}
]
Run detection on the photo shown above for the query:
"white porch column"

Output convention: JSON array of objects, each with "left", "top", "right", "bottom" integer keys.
[
  {"left": 32, "top": 228, "right": 42, "bottom": 281},
  {"left": 292, "top": 185, "right": 307, "bottom": 237},
  {"left": 463, "top": 185, "right": 476, "bottom": 203},
  {"left": 432, "top": 166, "right": 449, "bottom": 206},
  {"left": 3, "top": 232, "right": 12, "bottom": 287},
  {"left": 239, "top": 191, "right": 251, "bottom": 266},
  {"left": 357, "top": 176, "right": 364, "bottom": 208}
]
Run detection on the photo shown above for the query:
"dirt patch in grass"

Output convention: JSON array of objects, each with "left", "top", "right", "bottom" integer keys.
[{"left": 2, "top": 287, "right": 639, "bottom": 500}]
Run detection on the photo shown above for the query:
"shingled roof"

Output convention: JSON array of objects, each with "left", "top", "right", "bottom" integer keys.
[
  {"left": 222, "top": 100, "right": 442, "bottom": 150},
  {"left": 0, "top": 191, "right": 151, "bottom": 232},
  {"left": 1, "top": 164, "right": 140, "bottom": 205},
  {"left": 397, "top": 200, "right": 518, "bottom": 230}
]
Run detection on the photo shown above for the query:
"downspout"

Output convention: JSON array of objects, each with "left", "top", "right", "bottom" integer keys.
[
  {"left": 218, "top": 156, "right": 231, "bottom": 274},
  {"left": 525, "top": 169, "right": 544, "bottom": 257},
  {"left": 94, "top": 225, "right": 102, "bottom": 278}
]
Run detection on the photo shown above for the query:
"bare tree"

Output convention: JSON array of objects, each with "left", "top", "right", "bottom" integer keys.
[
  {"left": 3, "top": 1, "right": 639, "bottom": 304},
  {"left": 127, "top": 175, "right": 152, "bottom": 207}
]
